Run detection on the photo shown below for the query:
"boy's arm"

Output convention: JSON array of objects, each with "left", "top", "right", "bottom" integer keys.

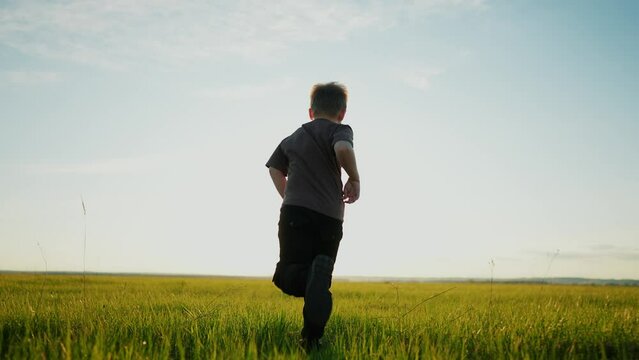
[
  {"left": 269, "top": 167, "right": 287, "bottom": 199},
  {"left": 334, "top": 141, "right": 360, "bottom": 204}
]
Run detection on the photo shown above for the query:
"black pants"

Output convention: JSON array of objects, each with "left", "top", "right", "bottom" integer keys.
[
  {"left": 272, "top": 205, "right": 343, "bottom": 338},
  {"left": 273, "top": 205, "right": 342, "bottom": 295}
]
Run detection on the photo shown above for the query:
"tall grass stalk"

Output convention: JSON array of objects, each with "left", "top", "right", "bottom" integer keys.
[{"left": 81, "top": 196, "right": 87, "bottom": 305}]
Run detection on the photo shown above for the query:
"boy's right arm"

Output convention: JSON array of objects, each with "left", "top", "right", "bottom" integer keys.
[{"left": 334, "top": 141, "right": 360, "bottom": 204}]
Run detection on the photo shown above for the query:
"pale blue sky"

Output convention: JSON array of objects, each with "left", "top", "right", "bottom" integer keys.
[{"left": 1, "top": 0, "right": 637, "bottom": 279}]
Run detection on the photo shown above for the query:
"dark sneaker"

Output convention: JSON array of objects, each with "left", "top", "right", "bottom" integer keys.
[{"left": 299, "top": 337, "right": 323, "bottom": 353}]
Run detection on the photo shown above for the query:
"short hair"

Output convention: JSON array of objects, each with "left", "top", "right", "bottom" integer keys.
[{"left": 310, "top": 82, "right": 348, "bottom": 118}]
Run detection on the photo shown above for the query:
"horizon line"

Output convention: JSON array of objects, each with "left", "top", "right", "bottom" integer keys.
[{"left": 1, "top": 270, "right": 637, "bottom": 285}]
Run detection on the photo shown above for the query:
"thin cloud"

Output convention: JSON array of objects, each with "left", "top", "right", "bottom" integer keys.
[
  {"left": 590, "top": 244, "right": 615, "bottom": 251},
  {"left": 196, "top": 78, "right": 296, "bottom": 101},
  {"left": 527, "top": 245, "right": 639, "bottom": 262},
  {"left": 23, "top": 156, "right": 168, "bottom": 175},
  {"left": 420, "top": 0, "right": 486, "bottom": 8},
  {"left": 391, "top": 0, "right": 487, "bottom": 22},
  {"left": 0, "top": 1, "right": 379, "bottom": 69},
  {"left": 0, "top": 0, "right": 486, "bottom": 69},
  {"left": 3, "top": 70, "right": 61, "bottom": 84},
  {"left": 396, "top": 67, "right": 445, "bottom": 91}
]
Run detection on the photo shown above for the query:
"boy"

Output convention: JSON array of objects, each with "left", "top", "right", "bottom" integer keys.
[{"left": 266, "top": 82, "right": 360, "bottom": 348}]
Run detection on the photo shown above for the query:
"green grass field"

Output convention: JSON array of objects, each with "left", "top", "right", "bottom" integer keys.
[{"left": 1, "top": 274, "right": 637, "bottom": 359}]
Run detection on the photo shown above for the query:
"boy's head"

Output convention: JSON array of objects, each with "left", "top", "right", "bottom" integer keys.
[{"left": 309, "top": 82, "right": 348, "bottom": 121}]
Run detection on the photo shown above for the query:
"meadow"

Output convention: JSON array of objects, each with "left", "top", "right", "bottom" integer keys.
[{"left": 0, "top": 274, "right": 637, "bottom": 359}]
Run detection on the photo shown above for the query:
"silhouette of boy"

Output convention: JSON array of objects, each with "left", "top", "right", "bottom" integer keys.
[{"left": 266, "top": 82, "right": 360, "bottom": 348}]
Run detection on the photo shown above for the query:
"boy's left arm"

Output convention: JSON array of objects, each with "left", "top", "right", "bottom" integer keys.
[
  {"left": 269, "top": 167, "right": 287, "bottom": 199},
  {"left": 266, "top": 143, "right": 288, "bottom": 199}
]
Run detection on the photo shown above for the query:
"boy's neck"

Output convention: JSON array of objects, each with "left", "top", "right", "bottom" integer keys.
[
  {"left": 313, "top": 117, "right": 342, "bottom": 124},
  {"left": 308, "top": 108, "right": 346, "bottom": 124}
]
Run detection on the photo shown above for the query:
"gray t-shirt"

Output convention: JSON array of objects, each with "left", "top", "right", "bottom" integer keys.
[{"left": 266, "top": 118, "right": 354, "bottom": 220}]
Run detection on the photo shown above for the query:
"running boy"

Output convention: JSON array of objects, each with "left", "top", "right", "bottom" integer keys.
[{"left": 266, "top": 82, "right": 360, "bottom": 348}]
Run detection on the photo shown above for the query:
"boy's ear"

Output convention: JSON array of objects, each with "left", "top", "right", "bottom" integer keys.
[
  {"left": 308, "top": 108, "right": 314, "bottom": 120},
  {"left": 337, "top": 108, "right": 346, "bottom": 121}
]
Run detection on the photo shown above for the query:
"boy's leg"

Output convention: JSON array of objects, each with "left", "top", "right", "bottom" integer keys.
[
  {"left": 301, "top": 212, "right": 343, "bottom": 342},
  {"left": 272, "top": 206, "right": 314, "bottom": 297},
  {"left": 272, "top": 205, "right": 343, "bottom": 342},
  {"left": 272, "top": 262, "right": 308, "bottom": 297},
  {"left": 302, "top": 254, "right": 335, "bottom": 341}
]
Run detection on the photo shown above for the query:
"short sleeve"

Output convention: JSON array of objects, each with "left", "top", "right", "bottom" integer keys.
[
  {"left": 332, "top": 124, "right": 354, "bottom": 147},
  {"left": 265, "top": 143, "right": 289, "bottom": 175}
]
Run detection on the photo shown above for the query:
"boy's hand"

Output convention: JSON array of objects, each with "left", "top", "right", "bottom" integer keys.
[
  {"left": 334, "top": 141, "right": 360, "bottom": 204},
  {"left": 343, "top": 178, "right": 360, "bottom": 204}
]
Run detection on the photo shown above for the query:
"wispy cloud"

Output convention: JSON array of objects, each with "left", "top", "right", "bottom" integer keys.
[
  {"left": 0, "top": 0, "right": 486, "bottom": 69},
  {"left": 419, "top": 0, "right": 486, "bottom": 8},
  {"left": 396, "top": 66, "right": 445, "bottom": 91},
  {"left": 23, "top": 156, "right": 169, "bottom": 175},
  {"left": 3, "top": 70, "right": 61, "bottom": 84},
  {"left": 195, "top": 77, "right": 296, "bottom": 101},
  {"left": 527, "top": 245, "right": 639, "bottom": 262},
  {"left": 0, "top": 1, "right": 378, "bottom": 69}
]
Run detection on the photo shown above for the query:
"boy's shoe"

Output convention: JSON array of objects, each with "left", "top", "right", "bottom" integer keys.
[{"left": 299, "top": 337, "right": 323, "bottom": 353}]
